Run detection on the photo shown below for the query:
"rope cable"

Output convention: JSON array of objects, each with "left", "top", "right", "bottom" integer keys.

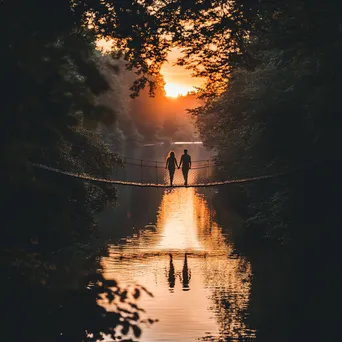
[{"left": 31, "top": 162, "right": 288, "bottom": 188}]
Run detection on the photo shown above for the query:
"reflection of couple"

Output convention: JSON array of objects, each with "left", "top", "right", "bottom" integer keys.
[
  {"left": 168, "top": 253, "right": 191, "bottom": 292},
  {"left": 165, "top": 149, "right": 192, "bottom": 186}
]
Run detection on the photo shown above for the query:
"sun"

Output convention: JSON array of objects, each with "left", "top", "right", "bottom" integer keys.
[{"left": 164, "top": 83, "right": 193, "bottom": 98}]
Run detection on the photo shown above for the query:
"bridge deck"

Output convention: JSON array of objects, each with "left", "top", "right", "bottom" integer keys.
[{"left": 32, "top": 163, "right": 285, "bottom": 187}]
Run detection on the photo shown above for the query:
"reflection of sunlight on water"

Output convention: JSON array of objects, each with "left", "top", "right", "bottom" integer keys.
[
  {"left": 157, "top": 188, "right": 203, "bottom": 251},
  {"left": 101, "top": 188, "right": 256, "bottom": 341}
]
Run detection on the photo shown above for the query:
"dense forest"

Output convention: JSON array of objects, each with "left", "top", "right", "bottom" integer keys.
[
  {"left": 190, "top": 0, "right": 342, "bottom": 247},
  {"left": 2, "top": 0, "right": 341, "bottom": 341}
]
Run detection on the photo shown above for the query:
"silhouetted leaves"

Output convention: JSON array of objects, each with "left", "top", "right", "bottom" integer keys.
[
  {"left": 132, "top": 325, "right": 142, "bottom": 338},
  {"left": 3, "top": 2, "right": 168, "bottom": 339},
  {"left": 193, "top": 0, "right": 342, "bottom": 243},
  {"left": 121, "top": 321, "right": 130, "bottom": 336},
  {"left": 133, "top": 288, "right": 140, "bottom": 299}
]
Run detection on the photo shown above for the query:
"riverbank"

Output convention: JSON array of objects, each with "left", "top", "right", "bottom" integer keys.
[{"left": 211, "top": 167, "right": 342, "bottom": 342}]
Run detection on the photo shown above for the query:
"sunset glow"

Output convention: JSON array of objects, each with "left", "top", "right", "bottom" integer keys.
[
  {"left": 95, "top": 42, "right": 203, "bottom": 97},
  {"left": 101, "top": 188, "right": 254, "bottom": 341},
  {"left": 164, "top": 82, "right": 193, "bottom": 97}
]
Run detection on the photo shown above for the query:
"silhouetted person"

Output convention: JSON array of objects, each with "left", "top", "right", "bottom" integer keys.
[
  {"left": 168, "top": 253, "right": 175, "bottom": 291},
  {"left": 179, "top": 149, "right": 191, "bottom": 186},
  {"left": 181, "top": 253, "right": 191, "bottom": 291},
  {"left": 165, "top": 151, "right": 179, "bottom": 186}
]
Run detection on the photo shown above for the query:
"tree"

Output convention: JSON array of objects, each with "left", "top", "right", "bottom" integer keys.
[
  {"left": 1, "top": 1, "right": 170, "bottom": 339},
  {"left": 190, "top": 0, "right": 342, "bottom": 242}
]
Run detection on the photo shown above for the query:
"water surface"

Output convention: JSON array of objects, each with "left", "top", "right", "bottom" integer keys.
[{"left": 101, "top": 188, "right": 256, "bottom": 341}]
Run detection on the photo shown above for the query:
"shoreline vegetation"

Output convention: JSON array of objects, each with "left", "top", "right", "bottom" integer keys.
[{"left": 2, "top": 0, "right": 341, "bottom": 340}]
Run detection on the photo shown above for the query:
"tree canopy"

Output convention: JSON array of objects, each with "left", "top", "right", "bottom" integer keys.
[
  {"left": 189, "top": 0, "right": 342, "bottom": 242},
  {"left": 2, "top": 0, "right": 342, "bottom": 339}
]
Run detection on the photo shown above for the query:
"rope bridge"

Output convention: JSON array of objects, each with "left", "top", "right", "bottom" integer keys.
[{"left": 32, "top": 157, "right": 287, "bottom": 188}]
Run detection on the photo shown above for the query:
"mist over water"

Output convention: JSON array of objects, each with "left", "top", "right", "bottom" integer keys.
[
  {"left": 5, "top": 2, "right": 341, "bottom": 341},
  {"left": 98, "top": 56, "right": 203, "bottom": 158}
]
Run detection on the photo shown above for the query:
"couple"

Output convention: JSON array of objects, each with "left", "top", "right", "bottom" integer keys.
[{"left": 165, "top": 149, "right": 191, "bottom": 186}]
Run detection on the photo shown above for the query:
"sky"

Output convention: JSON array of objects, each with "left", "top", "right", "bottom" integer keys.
[
  {"left": 96, "top": 39, "right": 204, "bottom": 97},
  {"left": 160, "top": 48, "right": 205, "bottom": 97}
]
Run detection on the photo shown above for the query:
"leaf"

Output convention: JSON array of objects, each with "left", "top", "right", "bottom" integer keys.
[
  {"left": 133, "top": 288, "right": 140, "bottom": 299},
  {"left": 121, "top": 322, "right": 129, "bottom": 335},
  {"left": 132, "top": 325, "right": 142, "bottom": 338},
  {"left": 120, "top": 290, "right": 128, "bottom": 302}
]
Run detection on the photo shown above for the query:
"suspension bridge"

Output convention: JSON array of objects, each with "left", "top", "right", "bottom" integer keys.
[{"left": 32, "top": 156, "right": 287, "bottom": 188}]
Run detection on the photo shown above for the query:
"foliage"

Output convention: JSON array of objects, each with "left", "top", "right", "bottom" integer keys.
[
  {"left": 4, "top": 0, "right": 341, "bottom": 338},
  {"left": 155, "top": 0, "right": 257, "bottom": 95},
  {"left": 2, "top": 248, "right": 156, "bottom": 342},
  {"left": 1, "top": 0, "right": 168, "bottom": 339},
  {"left": 191, "top": 0, "right": 342, "bottom": 242}
]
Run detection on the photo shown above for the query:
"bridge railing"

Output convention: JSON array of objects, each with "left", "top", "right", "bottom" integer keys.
[
  {"left": 32, "top": 156, "right": 290, "bottom": 187},
  {"left": 112, "top": 158, "right": 216, "bottom": 186}
]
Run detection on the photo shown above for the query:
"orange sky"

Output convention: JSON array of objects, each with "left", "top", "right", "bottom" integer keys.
[
  {"left": 161, "top": 48, "right": 205, "bottom": 96},
  {"left": 96, "top": 40, "right": 204, "bottom": 97}
]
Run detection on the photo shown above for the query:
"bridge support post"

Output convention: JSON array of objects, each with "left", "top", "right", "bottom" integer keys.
[
  {"left": 207, "top": 160, "right": 210, "bottom": 183},
  {"left": 140, "top": 160, "right": 143, "bottom": 183},
  {"left": 123, "top": 158, "right": 126, "bottom": 181},
  {"left": 156, "top": 161, "right": 158, "bottom": 186}
]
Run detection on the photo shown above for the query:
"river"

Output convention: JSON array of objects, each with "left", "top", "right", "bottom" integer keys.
[
  {"left": 5, "top": 144, "right": 335, "bottom": 342},
  {"left": 99, "top": 187, "right": 256, "bottom": 341},
  {"left": 94, "top": 145, "right": 282, "bottom": 341},
  {"left": 92, "top": 144, "right": 336, "bottom": 342}
]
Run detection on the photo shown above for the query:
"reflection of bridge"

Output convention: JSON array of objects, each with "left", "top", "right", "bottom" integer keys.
[{"left": 32, "top": 156, "right": 286, "bottom": 188}]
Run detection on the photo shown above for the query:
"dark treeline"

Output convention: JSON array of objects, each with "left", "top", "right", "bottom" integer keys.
[
  {"left": 2, "top": 0, "right": 342, "bottom": 340},
  {"left": 96, "top": 56, "right": 200, "bottom": 150},
  {"left": 1, "top": 1, "right": 167, "bottom": 340},
  {"left": 188, "top": 0, "right": 342, "bottom": 245},
  {"left": 185, "top": 1, "right": 342, "bottom": 340},
  {"left": 2, "top": 1, "right": 201, "bottom": 340}
]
